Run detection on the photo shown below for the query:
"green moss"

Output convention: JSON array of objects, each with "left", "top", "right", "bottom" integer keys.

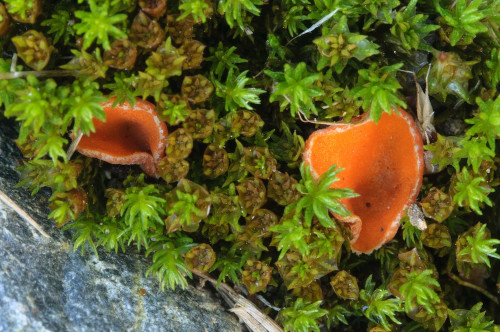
[{"left": 1, "top": 0, "right": 499, "bottom": 330}]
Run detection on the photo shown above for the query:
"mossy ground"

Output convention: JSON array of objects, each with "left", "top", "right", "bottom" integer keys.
[{"left": 1, "top": 0, "right": 499, "bottom": 330}]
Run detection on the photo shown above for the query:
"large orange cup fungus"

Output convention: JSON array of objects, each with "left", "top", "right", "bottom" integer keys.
[
  {"left": 76, "top": 97, "right": 168, "bottom": 178},
  {"left": 303, "top": 109, "right": 424, "bottom": 254}
]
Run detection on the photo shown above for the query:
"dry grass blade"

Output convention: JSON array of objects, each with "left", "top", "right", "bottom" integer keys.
[
  {"left": 298, "top": 110, "right": 346, "bottom": 126},
  {"left": 0, "top": 189, "right": 51, "bottom": 238},
  {"left": 402, "top": 66, "right": 436, "bottom": 144},
  {"left": 192, "top": 271, "right": 283, "bottom": 332},
  {"left": 286, "top": 9, "right": 339, "bottom": 45},
  {"left": 66, "top": 130, "right": 84, "bottom": 160}
]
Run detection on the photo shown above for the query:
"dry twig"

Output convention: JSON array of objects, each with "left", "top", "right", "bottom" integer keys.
[
  {"left": 191, "top": 270, "right": 283, "bottom": 332},
  {"left": 0, "top": 189, "right": 51, "bottom": 238}
]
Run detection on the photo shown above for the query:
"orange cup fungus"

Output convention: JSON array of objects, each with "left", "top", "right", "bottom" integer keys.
[
  {"left": 76, "top": 97, "right": 168, "bottom": 178},
  {"left": 303, "top": 109, "right": 424, "bottom": 254}
]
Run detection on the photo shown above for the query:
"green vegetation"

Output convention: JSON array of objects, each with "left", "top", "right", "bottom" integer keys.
[
  {"left": 74, "top": 0, "right": 128, "bottom": 50},
  {"left": 286, "top": 163, "right": 357, "bottom": 228},
  {"left": 1, "top": 0, "right": 499, "bottom": 330}
]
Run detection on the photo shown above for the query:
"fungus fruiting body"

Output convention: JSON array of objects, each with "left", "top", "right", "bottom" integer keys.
[
  {"left": 303, "top": 109, "right": 424, "bottom": 254},
  {"left": 76, "top": 97, "right": 168, "bottom": 177}
]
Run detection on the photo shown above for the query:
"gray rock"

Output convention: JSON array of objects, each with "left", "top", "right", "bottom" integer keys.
[{"left": 0, "top": 119, "right": 242, "bottom": 332}]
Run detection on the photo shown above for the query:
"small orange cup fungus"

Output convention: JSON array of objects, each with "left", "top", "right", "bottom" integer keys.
[
  {"left": 76, "top": 97, "right": 168, "bottom": 178},
  {"left": 303, "top": 109, "right": 424, "bottom": 254}
]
